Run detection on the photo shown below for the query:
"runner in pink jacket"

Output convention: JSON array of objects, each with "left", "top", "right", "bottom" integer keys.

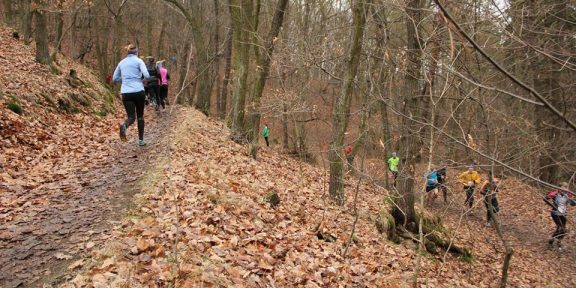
[{"left": 157, "top": 60, "right": 170, "bottom": 107}]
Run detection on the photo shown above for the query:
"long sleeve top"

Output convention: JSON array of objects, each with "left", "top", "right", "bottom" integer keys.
[
  {"left": 159, "top": 67, "right": 169, "bottom": 85},
  {"left": 546, "top": 191, "right": 576, "bottom": 216},
  {"left": 387, "top": 157, "right": 399, "bottom": 172},
  {"left": 112, "top": 54, "right": 150, "bottom": 94},
  {"left": 458, "top": 171, "right": 481, "bottom": 186}
]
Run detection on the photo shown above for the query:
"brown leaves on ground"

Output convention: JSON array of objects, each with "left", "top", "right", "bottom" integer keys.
[
  {"left": 0, "top": 24, "right": 169, "bottom": 287},
  {"left": 65, "top": 107, "right": 574, "bottom": 288},
  {"left": 62, "top": 108, "right": 420, "bottom": 287}
]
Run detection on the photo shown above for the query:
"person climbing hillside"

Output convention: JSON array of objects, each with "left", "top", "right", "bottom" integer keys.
[
  {"left": 387, "top": 152, "right": 400, "bottom": 186},
  {"left": 113, "top": 44, "right": 150, "bottom": 147},
  {"left": 157, "top": 60, "right": 170, "bottom": 107},
  {"left": 458, "top": 165, "right": 481, "bottom": 210},
  {"left": 480, "top": 172, "right": 500, "bottom": 227},
  {"left": 145, "top": 56, "right": 161, "bottom": 111},
  {"left": 344, "top": 144, "right": 353, "bottom": 170},
  {"left": 425, "top": 167, "right": 439, "bottom": 205},
  {"left": 544, "top": 182, "right": 576, "bottom": 251},
  {"left": 437, "top": 161, "right": 448, "bottom": 204},
  {"left": 262, "top": 124, "right": 270, "bottom": 147}
]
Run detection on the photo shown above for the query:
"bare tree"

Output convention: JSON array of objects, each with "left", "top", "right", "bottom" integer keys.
[{"left": 328, "top": 0, "right": 368, "bottom": 205}]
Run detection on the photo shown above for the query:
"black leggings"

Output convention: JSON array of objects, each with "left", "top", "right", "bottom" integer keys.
[
  {"left": 160, "top": 85, "right": 168, "bottom": 106},
  {"left": 551, "top": 213, "right": 567, "bottom": 240},
  {"left": 464, "top": 186, "right": 474, "bottom": 208},
  {"left": 483, "top": 195, "right": 500, "bottom": 222},
  {"left": 122, "top": 91, "right": 145, "bottom": 141},
  {"left": 148, "top": 85, "right": 163, "bottom": 109}
]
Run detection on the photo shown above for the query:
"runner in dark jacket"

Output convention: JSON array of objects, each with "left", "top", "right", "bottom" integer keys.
[
  {"left": 480, "top": 172, "right": 500, "bottom": 227},
  {"left": 145, "top": 56, "right": 161, "bottom": 111},
  {"left": 545, "top": 182, "right": 576, "bottom": 251}
]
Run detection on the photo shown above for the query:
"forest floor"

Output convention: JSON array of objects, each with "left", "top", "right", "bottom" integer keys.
[
  {"left": 43, "top": 106, "right": 576, "bottom": 288},
  {"left": 0, "top": 107, "right": 172, "bottom": 287},
  {"left": 2, "top": 25, "right": 576, "bottom": 287}
]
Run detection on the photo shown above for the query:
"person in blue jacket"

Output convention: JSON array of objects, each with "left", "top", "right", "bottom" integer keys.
[
  {"left": 425, "top": 167, "right": 440, "bottom": 205},
  {"left": 113, "top": 44, "right": 150, "bottom": 146}
]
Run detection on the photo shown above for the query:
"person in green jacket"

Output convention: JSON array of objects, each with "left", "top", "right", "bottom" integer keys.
[
  {"left": 262, "top": 124, "right": 270, "bottom": 147},
  {"left": 387, "top": 152, "right": 400, "bottom": 186}
]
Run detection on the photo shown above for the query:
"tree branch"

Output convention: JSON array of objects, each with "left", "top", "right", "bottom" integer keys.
[{"left": 432, "top": 0, "right": 576, "bottom": 132}]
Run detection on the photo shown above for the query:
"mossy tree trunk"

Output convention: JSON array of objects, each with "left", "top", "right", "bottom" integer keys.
[
  {"left": 328, "top": 0, "right": 368, "bottom": 205},
  {"left": 391, "top": 0, "right": 424, "bottom": 229},
  {"left": 188, "top": 0, "right": 212, "bottom": 116},
  {"left": 219, "top": 28, "right": 233, "bottom": 119},
  {"left": 229, "top": 0, "right": 253, "bottom": 142},
  {"left": 2, "top": 0, "right": 14, "bottom": 27},
  {"left": 212, "top": 0, "right": 221, "bottom": 117},
  {"left": 33, "top": 2, "right": 50, "bottom": 65}
]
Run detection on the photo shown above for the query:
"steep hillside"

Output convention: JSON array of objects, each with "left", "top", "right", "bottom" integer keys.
[
  {"left": 0, "top": 25, "right": 167, "bottom": 287},
  {"left": 0, "top": 24, "right": 115, "bottom": 186},
  {"left": 62, "top": 106, "right": 576, "bottom": 288}
]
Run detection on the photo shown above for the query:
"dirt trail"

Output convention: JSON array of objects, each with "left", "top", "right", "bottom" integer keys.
[{"left": 0, "top": 108, "right": 173, "bottom": 287}]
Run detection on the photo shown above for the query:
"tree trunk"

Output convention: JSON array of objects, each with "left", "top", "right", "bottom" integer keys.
[
  {"left": 391, "top": 0, "right": 424, "bottom": 229},
  {"left": 21, "top": 0, "right": 32, "bottom": 44},
  {"left": 350, "top": 78, "right": 370, "bottom": 164},
  {"left": 372, "top": 4, "right": 393, "bottom": 187},
  {"left": 2, "top": 0, "right": 14, "bottom": 26},
  {"left": 218, "top": 28, "right": 232, "bottom": 120},
  {"left": 111, "top": 18, "right": 124, "bottom": 70},
  {"left": 212, "top": 0, "right": 221, "bottom": 117},
  {"left": 247, "top": 0, "right": 289, "bottom": 159},
  {"left": 188, "top": 0, "right": 213, "bottom": 115},
  {"left": 54, "top": 10, "right": 64, "bottom": 52},
  {"left": 157, "top": 20, "right": 167, "bottom": 57},
  {"left": 327, "top": 0, "right": 368, "bottom": 205},
  {"left": 229, "top": 0, "right": 252, "bottom": 142},
  {"left": 534, "top": 73, "right": 561, "bottom": 184},
  {"left": 176, "top": 41, "right": 192, "bottom": 105},
  {"left": 525, "top": 0, "right": 566, "bottom": 184},
  {"left": 295, "top": 0, "right": 310, "bottom": 160},
  {"left": 94, "top": 9, "right": 110, "bottom": 81},
  {"left": 282, "top": 101, "right": 289, "bottom": 150},
  {"left": 33, "top": 4, "right": 50, "bottom": 65}
]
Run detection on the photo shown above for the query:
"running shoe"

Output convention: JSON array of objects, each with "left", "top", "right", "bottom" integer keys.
[
  {"left": 138, "top": 140, "right": 147, "bottom": 147},
  {"left": 119, "top": 123, "right": 127, "bottom": 142}
]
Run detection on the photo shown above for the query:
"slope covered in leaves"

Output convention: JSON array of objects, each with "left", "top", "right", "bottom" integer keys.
[
  {"left": 0, "top": 24, "right": 115, "bottom": 190},
  {"left": 64, "top": 107, "right": 576, "bottom": 288},
  {"left": 0, "top": 24, "right": 158, "bottom": 287}
]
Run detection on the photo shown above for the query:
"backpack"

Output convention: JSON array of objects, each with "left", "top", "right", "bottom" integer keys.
[
  {"left": 427, "top": 171, "right": 438, "bottom": 186},
  {"left": 146, "top": 63, "right": 159, "bottom": 84}
]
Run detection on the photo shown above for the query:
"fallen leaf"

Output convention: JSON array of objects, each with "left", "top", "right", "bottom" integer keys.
[{"left": 55, "top": 252, "right": 73, "bottom": 260}]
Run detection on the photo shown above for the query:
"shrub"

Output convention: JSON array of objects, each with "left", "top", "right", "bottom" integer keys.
[{"left": 7, "top": 101, "right": 22, "bottom": 114}]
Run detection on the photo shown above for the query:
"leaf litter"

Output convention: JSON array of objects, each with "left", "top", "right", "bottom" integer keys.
[{"left": 62, "top": 107, "right": 576, "bottom": 287}]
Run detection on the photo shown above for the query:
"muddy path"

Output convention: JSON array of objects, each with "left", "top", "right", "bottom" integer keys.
[{"left": 0, "top": 108, "right": 174, "bottom": 287}]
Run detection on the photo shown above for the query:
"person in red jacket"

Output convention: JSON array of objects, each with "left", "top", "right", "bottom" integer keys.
[{"left": 344, "top": 144, "right": 353, "bottom": 170}]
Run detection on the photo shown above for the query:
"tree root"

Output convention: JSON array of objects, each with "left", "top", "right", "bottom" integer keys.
[{"left": 377, "top": 210, "right": 471, "bottom": 259}]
